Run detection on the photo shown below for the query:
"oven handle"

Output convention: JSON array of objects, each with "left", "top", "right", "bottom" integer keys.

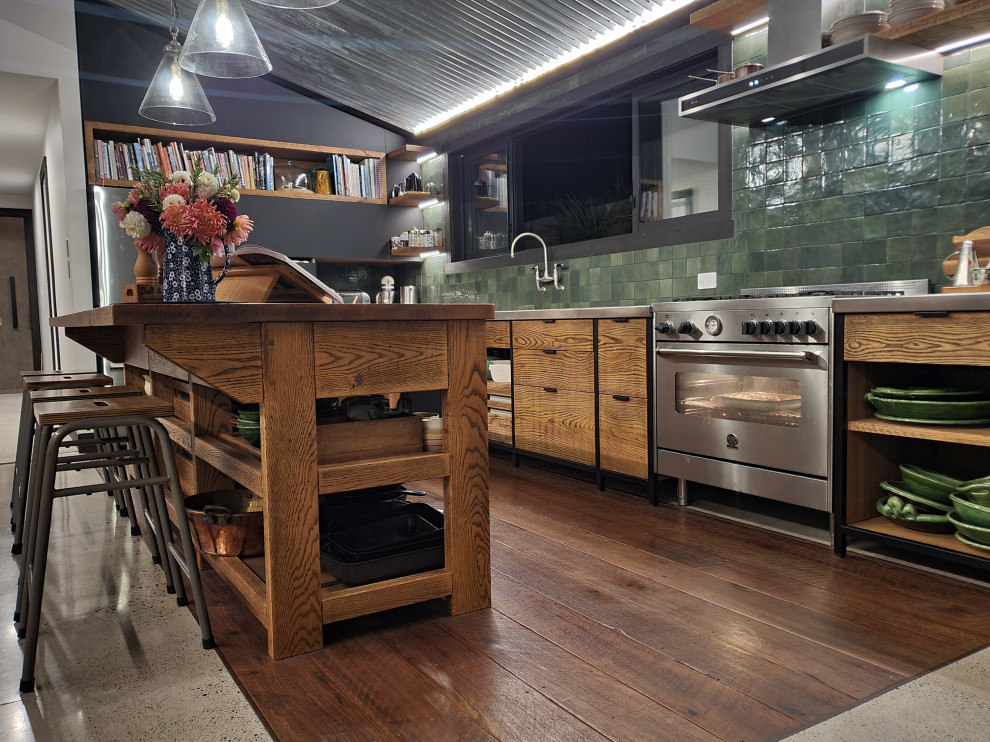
[{"left": 656, "top": 347, "right": 824, "bottom": 366}]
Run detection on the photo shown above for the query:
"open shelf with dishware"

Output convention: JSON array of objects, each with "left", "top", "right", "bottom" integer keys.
[
  {"left": 834, "top": 306, "right": 990, "bottom": 572},
  {"left": 691, "top": 0, "right": 990, "bottom": 51},
  {"left": 84, "top": 120, "right": 386, "bottom": 204}
]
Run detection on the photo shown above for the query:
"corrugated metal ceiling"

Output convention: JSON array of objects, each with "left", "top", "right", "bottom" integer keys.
[{"left": 96, "top": 0, "right": 699, "bottom": 134}]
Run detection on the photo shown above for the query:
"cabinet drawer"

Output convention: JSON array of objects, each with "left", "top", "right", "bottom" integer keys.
[
  {"left": 512, "top": 319, "right": 593, "bottom": 351},
  {"left": 598, "top": 394, "right": 649, "bottom": 479},
  {"left": 598, "top": 344, "right": 647, "bottom": 397},
  {"left": 844, "top": 312, "right": 990, "bottom": 366},
  {"left": 513, "top": 349, "right": 593, "bottom": 393},
  {"left": 597, "top": 318, "right": 647, "bottom": 347},
  {"left": 514, "top": 385, "right": 595, "bottom": 465},
  {"left": 488, "top": 410, "right": 512, "bottom": 444},
  {"left": 487, "top": 320, "right": 510, "bottom": 349}
]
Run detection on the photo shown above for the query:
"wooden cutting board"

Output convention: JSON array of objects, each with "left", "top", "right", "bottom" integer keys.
[{"left": 942, "top": 226, "right": 990, "bottom": 276}]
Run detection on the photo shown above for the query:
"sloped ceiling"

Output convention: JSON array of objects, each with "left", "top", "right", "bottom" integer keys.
[{"left": 94, "top": 0, "right": 701, "bottom": 135}]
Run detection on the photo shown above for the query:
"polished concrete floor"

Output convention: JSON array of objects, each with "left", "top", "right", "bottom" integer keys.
[
  {"left": 1, "top": 391, "right": 989, "bottom": 741},
  {"left": 0, "top": 393, "right": 270, "bottom": 741}
]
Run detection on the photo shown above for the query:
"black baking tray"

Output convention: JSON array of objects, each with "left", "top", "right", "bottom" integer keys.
[
  {"left": 318, "top": 485, "right": 428, "bottom": 534},
  {"left": 320, "top": 503, "right": 444, "bottom": 586}
]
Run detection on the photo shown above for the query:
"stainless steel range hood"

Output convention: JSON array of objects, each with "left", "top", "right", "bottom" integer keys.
[{"left": 680, "top": 34, "right": 943, "bottom": 127}]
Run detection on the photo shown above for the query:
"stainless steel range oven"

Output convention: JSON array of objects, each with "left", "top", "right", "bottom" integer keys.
[{"left": 652, "top": 280, "right": 928, "bottom": 512}]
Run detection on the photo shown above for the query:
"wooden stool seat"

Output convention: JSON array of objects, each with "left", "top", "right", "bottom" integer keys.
[
  {"left": 19, "top": 368, "right": 105, "bottom": 377},
  {"left": 21, "top": 372, "right": 113, "bottom": 391},
  {"left": 30, "top": 384, "right": 143, "bottom": 403},
  {"left": 33, "top": 395, "right": 173, "bottom": 425}
]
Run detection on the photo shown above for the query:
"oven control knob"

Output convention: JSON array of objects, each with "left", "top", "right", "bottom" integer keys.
[
  {"left": 758, "top": 321, "right": 773, "bottom": 335},
  {"left": 741, "top": 321, "right": 758, "bottom": 335},
  {"left": 786, "top": 321, "right": 802, "bottom": 335},
  {"left": 677, "top": 321, "right": 696, "bottom": 335},
  {"left": 773, "top": 321, "right": 788, "bottom": 335},
  {"left": 800, "top": 320, "right": 819, "bottom": 335},
  {"left": 656, "top": 321, "right": 674, "bottom": 334}
]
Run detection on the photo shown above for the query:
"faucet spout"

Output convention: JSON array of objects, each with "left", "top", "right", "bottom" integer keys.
[{"left": 510, "top": 232, "right": 551, "bottom": 281}]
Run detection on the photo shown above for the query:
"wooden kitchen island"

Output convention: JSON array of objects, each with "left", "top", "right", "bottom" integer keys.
[{"left": 52, "top": 303, "right": 492, "bottom": 659}]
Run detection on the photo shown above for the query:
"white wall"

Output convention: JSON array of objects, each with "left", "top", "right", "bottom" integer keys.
[
  {"left": 0, "top": 194, "right": 32, "bottom": 210},
  {"left": 0, "top": 0, "right": 94, "bottom": 371}
]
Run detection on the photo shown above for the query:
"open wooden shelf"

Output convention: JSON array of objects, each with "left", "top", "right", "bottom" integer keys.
[
  {"left": 847, "top": 418, "right": 990, "bottom": 447},
  {"left": 197, "top": 433, "right": 264, "bottom": 496},
  {"left": 691, "top": 0, "right": 990, "bottom": 51},
  {"left": 386, "top": 144, "right": 437, "bottom": 162},
  {"left": 690, "top": 0, "right": 767, "bottom": 34},
  {"left": 878, "top": 0, "right": 990, "bottom": 49},
  {"left": 487, "top": 381, "right": 511, "bottom": 397},
  {"left": 849, "top": 516, "right": 990, "bottom": 558},
  {"left": 159, "top": 416, "right": 192, "bottom": 453},
  {"left": 388, "top": 190, "right": 440, "bottom": 207},
  {"left": 85, "top": 120, "right": 386, "bottom": 204}
]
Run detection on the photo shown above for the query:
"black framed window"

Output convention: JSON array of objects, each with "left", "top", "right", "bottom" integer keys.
[{"left": 447, "top": 47, "right": 733, "bottom": 272}]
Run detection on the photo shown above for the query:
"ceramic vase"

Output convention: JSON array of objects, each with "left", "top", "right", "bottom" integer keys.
[{"left": 161, "top": 230, "right": 230, "bottom": 302}]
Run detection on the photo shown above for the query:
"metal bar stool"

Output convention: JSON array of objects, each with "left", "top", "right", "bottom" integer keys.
[
  {"left": 10, "top": 371, "right": 114, "bottom": 541},
  {"left": 15, "top": 395, "right": 215, "bottom": 693},
  {"left": 10, "top": 381, "right": 138, "bottom": 554}
]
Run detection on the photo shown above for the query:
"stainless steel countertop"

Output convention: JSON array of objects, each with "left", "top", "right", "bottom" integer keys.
[
  {"left": 832, "top": 292, "right": 990, "bottom": 313},
  {"left": 493, "top": 305, "right": 651, "bottom": 320}
]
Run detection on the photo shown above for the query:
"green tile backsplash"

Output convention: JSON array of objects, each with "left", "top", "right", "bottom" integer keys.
[{"left": 411, "top": 42, "right": 990, "bottom": 310}]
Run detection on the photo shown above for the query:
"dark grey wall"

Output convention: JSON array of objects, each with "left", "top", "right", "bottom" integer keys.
[{"left": 75, "top": 0, "right": 419, "bottom": 261}]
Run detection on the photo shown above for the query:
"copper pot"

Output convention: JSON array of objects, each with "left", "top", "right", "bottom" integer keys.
[
  {"left": 733, "top": 63, "right": 764, "bottom": 78},
  {"left": 185, "top": 489, "right": 264, "bottom": 557}
]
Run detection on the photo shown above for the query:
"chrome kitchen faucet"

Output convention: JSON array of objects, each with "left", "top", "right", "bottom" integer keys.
[{"left": 509, "top": 232, "right": 565, "bottom": 293}]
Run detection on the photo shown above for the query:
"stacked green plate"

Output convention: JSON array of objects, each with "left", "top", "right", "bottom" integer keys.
[
  {"left": 864, "top": 387, "right": 990, "bottom": 425},
  {"left": 898, "top": 465, "right": 960, "bottom": 503}
]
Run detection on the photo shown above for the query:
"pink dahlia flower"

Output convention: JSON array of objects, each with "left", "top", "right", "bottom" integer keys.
[
  {"left": 159, "top": 181, "right": 190, "bottom": 202},
  {"left": 136, "top": 232, "right": 166, "bottom": 254},
  {"left": 224, "top": 214, "right": 254, "bottom": 248},
  {"left": 111, "top": 202, "right": 127, "bottom": 221},
  {"left": 187, "top": 198, "right": 226, "bottom": 245}
]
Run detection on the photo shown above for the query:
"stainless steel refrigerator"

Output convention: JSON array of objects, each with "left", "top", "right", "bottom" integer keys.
[{"left": 90, "top": 185, "right": 137, "bottom": 382}]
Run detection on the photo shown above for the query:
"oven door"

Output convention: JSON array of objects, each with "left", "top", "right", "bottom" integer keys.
[{"left": 655, "top": 343, "right": 829, "bottom": 478}]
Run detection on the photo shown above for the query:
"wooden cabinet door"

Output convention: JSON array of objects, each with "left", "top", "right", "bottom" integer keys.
[
  {"left": 599, "top": 393, "right": 649, "bottom": 478},
  {"left": 844, "top": 312, "right": 990, "bottom": 365},
  {"left": 486, "top": 320, "right": 510, "bottom": 349},
  {"left": 514, "top": 385, "right": 595, "bottom": 465}
]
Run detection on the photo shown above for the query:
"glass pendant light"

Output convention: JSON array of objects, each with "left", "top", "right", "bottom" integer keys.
[
  {"left": 249, "top": 0, "right": 339, "bottom": 7},
  {"left": 139, "top": 2, "right": 215, "bottom": 125},
  {"left": 180, "top": 0, "right": 272, "bottom": 78}
]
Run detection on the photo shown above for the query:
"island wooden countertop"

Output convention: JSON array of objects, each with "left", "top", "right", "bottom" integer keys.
[{"left": 52, "top": 302, "right": 494, "bottom": 327}]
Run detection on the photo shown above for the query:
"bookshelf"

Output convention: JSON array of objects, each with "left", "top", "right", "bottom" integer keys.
[{"left": 84, "top": 121, "right": 387, "bottom": 205}]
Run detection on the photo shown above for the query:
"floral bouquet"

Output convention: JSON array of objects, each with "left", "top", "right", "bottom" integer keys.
[{"left": 113, "top": 158, "right": 253, "bottom": 266}]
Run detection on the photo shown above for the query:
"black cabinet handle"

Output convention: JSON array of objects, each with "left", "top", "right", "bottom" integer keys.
[
  {"left": 913, "top": 311, "right": 949, "bottom": 317},
  {"left": 542, "top": 348, "right": 557, "bottom": 354},
  {"left": 612, "top": 394, "right": 630, "bottom": 402},
  {"left": 543, "top": 387, "right": 557, "bottom": 393},
  {"left": 8, "top": 277, "right": 17, "bottom": 329},
  {"left": 541, "top": 319, "right": 556, "bottom": 323},
  {"left": 610, "top": 317, "right": 629, "bottom": 323}
]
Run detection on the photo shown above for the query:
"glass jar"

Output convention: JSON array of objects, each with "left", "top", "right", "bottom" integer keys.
[{"left": 274, "top": 161, "right": 310, "bottom": 191}]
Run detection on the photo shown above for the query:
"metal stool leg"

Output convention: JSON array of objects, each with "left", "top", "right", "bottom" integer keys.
[
  {"left": 147, "top": 421, "right": 214, "bottom": 649},
  {"left": 135, "top": 426, "right": 178, "bottom": 595},
  {"left": 10, "top": 389, "right": 32, "bottom": 526},
  {"left": 14, "top": 424, "right": 53, "bottom": 634}
]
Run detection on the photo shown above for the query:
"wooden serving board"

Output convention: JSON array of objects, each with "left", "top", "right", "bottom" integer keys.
[{"left": 942, "top": 226, "right": 990, "bottom": 276}]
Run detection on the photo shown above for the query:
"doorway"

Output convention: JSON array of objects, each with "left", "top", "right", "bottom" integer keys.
[{"left": 0, "top": 209, "right": 41, "bottom": 390}]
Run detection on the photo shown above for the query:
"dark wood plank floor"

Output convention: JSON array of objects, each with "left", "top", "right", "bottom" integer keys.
[{"left": 202, "top": 457, "right": 990, "bottom": 742}]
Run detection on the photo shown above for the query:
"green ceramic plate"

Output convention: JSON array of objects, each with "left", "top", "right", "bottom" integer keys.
[
  {"left": 899, "top": 464, "right": 961, "bottom": 502},
  {"left": 874, "top": 413, "right": 990, "bottom": 426},
  {"left": 875, "top": 496, "right": 955, "bottom": 533},
  {"left": 879, "top": 481, "right": 953, "bottom": 512},
  {"left": 864, "top": 392, "right": 990, "bottom": 419},
  {"left": 955, "top": 532, "right": 990, "bottom": 552},
  {"left": 870, "top": 387, "right": 987, "bottom": 401},
  {"left": 948, "top": 511, "right": 990, "bottom": 545},
  {"left": 949, "top": 493, "right": 990, "bottom": 528}
]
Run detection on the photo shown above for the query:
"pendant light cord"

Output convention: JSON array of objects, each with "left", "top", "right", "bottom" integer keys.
[{"left": 169, "top": 0, "right": 179, "bottom": 44}]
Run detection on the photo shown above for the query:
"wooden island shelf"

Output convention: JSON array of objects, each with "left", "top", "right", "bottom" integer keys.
[{"left": 53, "top": 302, "right": 493, "bottom": 660}]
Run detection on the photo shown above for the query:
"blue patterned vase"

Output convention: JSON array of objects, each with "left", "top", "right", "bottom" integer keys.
[{"left": 161, "top": 230, "right": 230, "bottom": 302}]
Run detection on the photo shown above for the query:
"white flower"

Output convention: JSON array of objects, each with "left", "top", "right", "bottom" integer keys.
[
  {"left": 229, "top": 188, "right": 240, "bottom": 203},
  {"left": 120, "top": 211, "right": 150, "bottom": 239},
  {"left": 195, "top": 171, "right": 219, "bottom": 199},
  {"left": 170, "top": 170, "right": 193, "bottom": 186},
  {"left": 161, "top": 193, "right": 187, "bottom": 209}
]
